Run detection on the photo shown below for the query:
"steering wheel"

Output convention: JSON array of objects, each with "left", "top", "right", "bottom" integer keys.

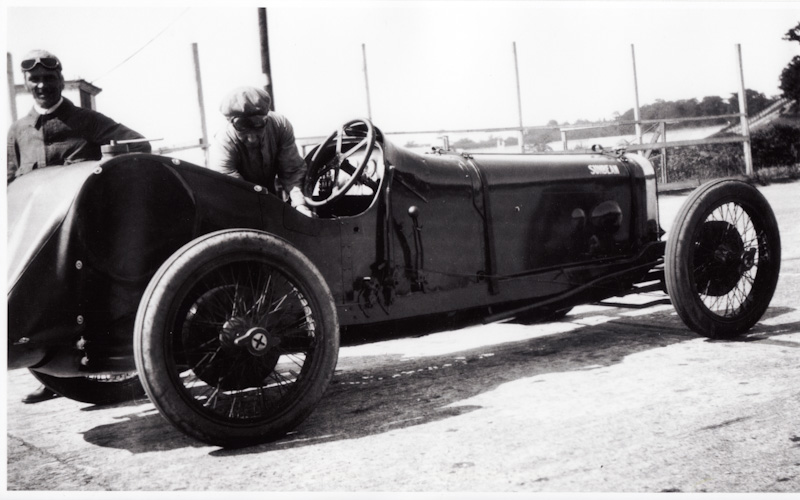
[{"left": 303, "top": 118, "right": 377, "bottom": 207}]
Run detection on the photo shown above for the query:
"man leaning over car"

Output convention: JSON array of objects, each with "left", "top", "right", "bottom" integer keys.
[
  {"left": 207, "top": 86, "right": 313, "bottom": 217},
  {"left": 6, "top": 49, "right": 151, "bottom": 404}
]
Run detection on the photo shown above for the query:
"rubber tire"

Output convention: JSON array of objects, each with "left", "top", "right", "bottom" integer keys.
[
  {"left": 30, "top": 370, "right": 145, "bottom": 405},
  {"left": 134, "top": 229, "right": 339, "bottom": 448},
  {"left": 665, "top": 179, "right": 781, "bottom": 338}
]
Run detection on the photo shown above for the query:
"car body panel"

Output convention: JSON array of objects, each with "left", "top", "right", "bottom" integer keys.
[{"left": 7, "top": 129, "right": 662, "bottom": 375}]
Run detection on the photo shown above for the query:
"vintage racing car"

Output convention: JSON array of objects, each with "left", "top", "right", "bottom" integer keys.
[{"left": 7, "top": 119, "right": 781, "bottom": 447}]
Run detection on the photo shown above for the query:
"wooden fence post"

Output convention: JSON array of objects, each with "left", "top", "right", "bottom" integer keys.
[
  {"left": 513, "top": 42, "right": 524, "bottom": 153},
  {"left": 631, "top": 44, "right": 643, "bottom": 146},
  {"left": 660, "top": 121, "right": 667, "bottom": 184},
  {"left": 7, "top": 52, "right": 18, "bottom": 122},
  {"left": 362, "top": 43, "right": 373, "bottom": 121},
  {"left": 735, "top": 44, "right": 753, "bottom": 175},
  {"left": 192, "top": 43, "right": 209, "bottom": 167}
]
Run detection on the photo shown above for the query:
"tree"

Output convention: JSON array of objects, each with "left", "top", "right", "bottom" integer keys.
[
  {"left": 784, "top": 21, "right": 800, "bottom": 43},
  {"left": 780, "top": 57, "right": 800, "bottom": 106},
  {"left": 780, "top": 22, "right": 800, "bottom": 110},
  {"left": 728, "top": 89, "right": 774, "bottom": 115},
  {"left": 699, "top": 95, "right": 728, "bottom": 118}
]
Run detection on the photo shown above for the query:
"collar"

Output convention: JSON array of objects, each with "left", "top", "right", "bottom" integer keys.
[{"left": 33, "top": 97, "right": 64, "bottom": 115}]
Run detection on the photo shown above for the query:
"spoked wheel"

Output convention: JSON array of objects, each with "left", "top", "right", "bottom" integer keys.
[
  {"left": 665, "top": 179, "right": 781, "bottom": 338},
  {"left": 30, "top": 370, "right": 144, "bottom": 405},
  {"left": 134, "top": 230, "right": 339, "bottom": 447}
]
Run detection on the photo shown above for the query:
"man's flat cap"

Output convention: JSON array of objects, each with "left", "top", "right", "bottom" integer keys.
[{"left": 219, "top": 86, "right": 272, "bottom": 117}]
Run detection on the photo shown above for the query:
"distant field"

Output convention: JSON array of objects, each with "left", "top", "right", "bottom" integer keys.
[
  {"left": 391, "top": 124, "right": 729, "bottom": 155},
  {"left": 545, "top": 124, "right": 728, "bottom": 152}
]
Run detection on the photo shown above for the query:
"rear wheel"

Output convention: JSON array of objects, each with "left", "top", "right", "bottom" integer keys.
[
  {"left": 665, "top": 179, "right": 781, "bottom": 338},
  {"left": 134, "top": 230, "right": 339, "bottom": 447},
  {"left": 30, "top": 370, "right": 144, "bottom": 405}
]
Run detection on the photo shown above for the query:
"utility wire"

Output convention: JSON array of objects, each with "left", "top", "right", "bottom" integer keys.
[{"left": 90, "top": 7, "right": 191, "bottom": 84}]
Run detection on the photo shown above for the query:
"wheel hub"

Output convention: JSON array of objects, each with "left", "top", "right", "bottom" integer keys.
[
  {"left": 181, "top": 315, "right": 282, "bottom": 390},
  {"left": 249, "top": 329, "right": 269, "bottom": 352},
  {"left": 221, "top": 320, "right": 280, "bottom": 357},
  {"left": 740, "top": 247, "right": 757, "bottom": 272},
  {"left": 695, "top": 220, "right": 747, "bottom": 296}
]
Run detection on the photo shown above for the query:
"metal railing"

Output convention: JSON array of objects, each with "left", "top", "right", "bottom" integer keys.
[
  {"left": 716, "top": 97, "right": 791, "bottom": 136},
  {"left": 140, "top": 109, "right": 761, "bottom": 185}
]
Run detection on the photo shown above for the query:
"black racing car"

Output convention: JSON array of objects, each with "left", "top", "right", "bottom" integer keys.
[{"left": 7, "top": 119, "right": 781, "bottom": 447}]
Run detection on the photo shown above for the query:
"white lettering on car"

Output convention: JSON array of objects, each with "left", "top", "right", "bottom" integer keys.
[{"left": 588, "top": 164, "right": 621, "bottom": 175}]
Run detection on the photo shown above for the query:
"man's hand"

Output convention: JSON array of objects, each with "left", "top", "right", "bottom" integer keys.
[
  {"left": 294, "top": 204, "right": 314, "bottom": 218},
  {"left": 288, "top": 186, "right": 314, "bottom": 217}
]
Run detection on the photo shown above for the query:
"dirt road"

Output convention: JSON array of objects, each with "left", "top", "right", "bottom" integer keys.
[{"left": 6, "top": 182, "right": 800, "bottom": 492}]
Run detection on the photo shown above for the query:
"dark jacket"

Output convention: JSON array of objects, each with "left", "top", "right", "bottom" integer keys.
[
  {"left": 7, "top": 98, "right": 151, "bottom": 183},
  {"left": 207, "top": 111, "right": 306, "bottom": 193}
]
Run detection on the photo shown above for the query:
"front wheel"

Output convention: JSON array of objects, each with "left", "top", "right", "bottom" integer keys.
[
  {"left": 134, "top": 230, "right": 339, "bottom": 447},
  {"left": 665, "top": 179, "right": 781, "bottom": 338}
]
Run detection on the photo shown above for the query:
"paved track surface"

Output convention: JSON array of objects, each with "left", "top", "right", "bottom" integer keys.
[{"left": 6, "top": 181, "right": 800, "bottom": 493}]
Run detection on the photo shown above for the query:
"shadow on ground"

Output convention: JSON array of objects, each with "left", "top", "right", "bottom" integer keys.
[{"left": 80, "top": 306, "right": 799, "bottom": 456}]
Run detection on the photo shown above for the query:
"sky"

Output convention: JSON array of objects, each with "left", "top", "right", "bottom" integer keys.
[{"left": 3, "top": 0, "right": 800, "bottom": 162}]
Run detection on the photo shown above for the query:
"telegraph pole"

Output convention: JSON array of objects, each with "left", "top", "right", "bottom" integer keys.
[{"left": 258, "top": 8, "right": 275, "bottom": 110}]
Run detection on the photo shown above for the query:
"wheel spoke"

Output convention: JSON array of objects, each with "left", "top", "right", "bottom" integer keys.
[
  {"left": 252, "top": 273, "right": 272, "bottom": 318},
  {"left": 278, "top": 352, "right": 308, "bottom": 370},
  {"left": 190, "top": 347, "right": 221, "bottom": 374},
  {"left": 173, "top": 258, "right": 321, "bottom": 423},
  {"left": 693, "top": 201, "right": 766, "bottom": 318}
]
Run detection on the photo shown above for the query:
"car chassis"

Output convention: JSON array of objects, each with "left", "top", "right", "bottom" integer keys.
[{"left": 7, "top": 119, "right": 781, "bottom": 447}]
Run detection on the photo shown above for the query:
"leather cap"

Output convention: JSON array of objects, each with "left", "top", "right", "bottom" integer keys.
[
  {"left": 20, "top": 49, "right": 62, "bottom": 71},
  {"left": 219, "top": 86, "right": 271, "bottom": 118}
]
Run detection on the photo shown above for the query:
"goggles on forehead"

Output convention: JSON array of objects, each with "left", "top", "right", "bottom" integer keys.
[
  {"left": 231, "top": 115, "right": 268, "bottom": 132},
  {"left": 21, "top": 57, "right": 62, "bottom": 71}
]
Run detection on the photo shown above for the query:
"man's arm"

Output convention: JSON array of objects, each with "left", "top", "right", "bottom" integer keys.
[
  {"left": 275, "top": 119, "right": 307, "bottom": 192},
  {"left": 83, "top": 109, "right": 151, "bottom": 153},
  {"left": 207, "top": 128, "right": 244, "bottom": 178},
  {"left": 274, "top": 120, "right": 312, "bottom": 216}
]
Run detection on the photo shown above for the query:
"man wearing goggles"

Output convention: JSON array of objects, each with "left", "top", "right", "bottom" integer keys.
[
  {"left": 208, "top": 86, "right": 312, "bottom": 217},
  {"left": 7, "top": 49, "right": 151, "bottom": 184},
  {"left": 7, "top": 50, "right": 152, "bottom": 405}
]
